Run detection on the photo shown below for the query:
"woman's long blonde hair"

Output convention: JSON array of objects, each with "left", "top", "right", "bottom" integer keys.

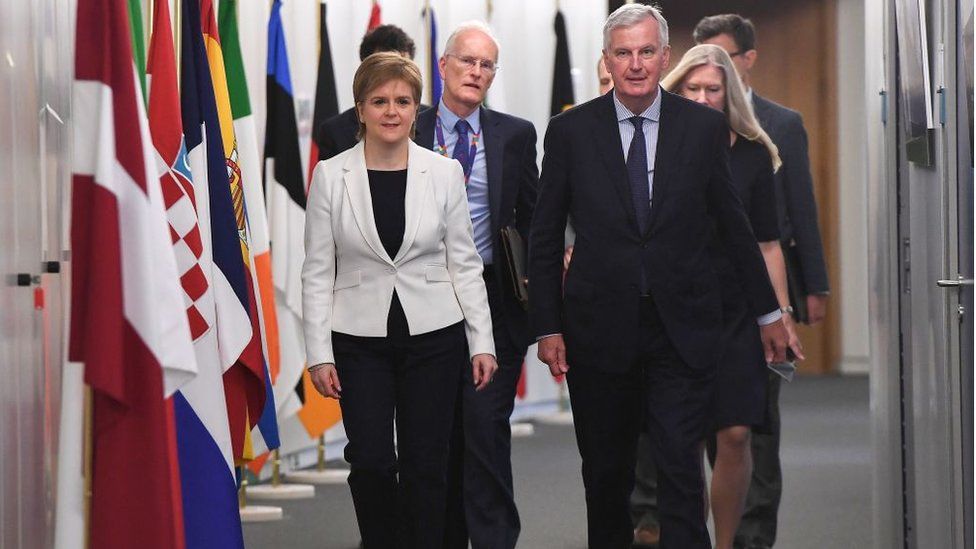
[{"left": 661, "top": 44, "right": 781, "bottom": 172}]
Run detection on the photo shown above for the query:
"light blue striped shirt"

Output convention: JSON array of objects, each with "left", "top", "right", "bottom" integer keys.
[{"left": 437, "top": 100, "right": 492, "bottom": 265}]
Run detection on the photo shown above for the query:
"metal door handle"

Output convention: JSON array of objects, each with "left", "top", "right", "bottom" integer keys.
[{"left": 936, "top": 276, "right": 975, "bottom": 287}]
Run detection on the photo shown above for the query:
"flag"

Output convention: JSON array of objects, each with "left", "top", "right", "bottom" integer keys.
[
  {"left": 266, "top": 0, "right": 324, "bottom": 433},
  {"left": 367, "top": 0, "right": 382, "bottom": 32},
  {"left": 148, "top": 0, "right": 244, "bottom": 546},
  {"left": 71, "top": 0, "right": 197, "bottom": 546},
  {"left": 217, "top": 0, "right": 283, "bottom": 452},
  {"left": 307, "top": 0, "right": 340, "bottom": 186},
  {"left": 296, "top": 367, "right": 343, "bottom": 439},
  {"left": 181, "top": 0, "right": 265, "bottom": 464},
  {"left": 423, "top": 6, "right": 442, "bottom": 106},
  {"left": 127, "top": 0, "right": 147, "bottom": 102},
  {"left": 550, "top": 10, "right": 575, "bottom": 116},
  {"left": 202, "top": 0, "right": 274, "bottom": 460}
]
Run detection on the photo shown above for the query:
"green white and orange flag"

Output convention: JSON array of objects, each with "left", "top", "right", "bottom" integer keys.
[
  {"left": 201, "top": 0, "right": 278, "bottom": 462},
  {"left": 217, "top": 0, "right": 304, "bottom": 459}
]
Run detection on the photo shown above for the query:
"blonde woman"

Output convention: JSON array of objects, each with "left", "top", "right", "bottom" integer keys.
[
  {"left": 648, "top": 44, "right": 802, "bottom": 549},
  {"left": 302, "top": 52, "right": 497, "bottom": 548}
]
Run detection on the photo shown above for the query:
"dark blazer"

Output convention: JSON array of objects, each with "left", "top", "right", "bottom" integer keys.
[
  {"left": 315, "top": 107, "right": 359, "bottom": 162},
  {"left": 752, "top": 93, "right": 830, "bottom": 295},
  {"left": 416, "top": 105, "right": 539, "bottom": 349},
  {"left": 529, "top": 90, "right": 778, "bottom": 372}
]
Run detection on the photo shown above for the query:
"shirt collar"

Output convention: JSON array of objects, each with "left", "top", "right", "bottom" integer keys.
[
  {"left": 613, "top": 87, "right": 662, "bottom": 123},
  {"left": 745, "top": 87, "right": 753, "bottom": 103},
  {"left": 437, "top": 98, "right": 481, "bottom": 134}
]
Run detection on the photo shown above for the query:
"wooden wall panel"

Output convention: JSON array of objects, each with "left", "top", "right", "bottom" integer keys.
[{"left": 657, "top": 0, "right": 841, "bottom": 374}]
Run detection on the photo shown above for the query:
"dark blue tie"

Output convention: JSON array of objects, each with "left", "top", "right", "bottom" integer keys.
[
  {"left": 627, "top": 116, "right": 651, "bottom": 235},
  {"left": 453, "top": 119, "right": 472, "bottom": 179}
]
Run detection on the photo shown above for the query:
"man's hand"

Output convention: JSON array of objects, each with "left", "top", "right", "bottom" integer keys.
[
  {"left": 782, "top": 313, "right": 806, "bottom": 361},
  {"left": 471, "top": 353, "right": 498, "bottom": 391},
  {"left": 537, "top": 334, "right": 569, "bottom": 377},
  {"left": 309, "top": 364, "right": 341, "bottom": 399},
  {"left": 759, "top": 319, "right": 789, "bottom": 364},
  {"left": 806, "top": 294, "right": 828, "bottom": 324},
  {"left": 563, "top": 245, "right": 574, "bottom": 271}
]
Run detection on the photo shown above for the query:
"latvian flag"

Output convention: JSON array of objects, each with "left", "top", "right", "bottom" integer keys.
[{"left": 71, "top": 0, "right": 197, "bottom": 546}]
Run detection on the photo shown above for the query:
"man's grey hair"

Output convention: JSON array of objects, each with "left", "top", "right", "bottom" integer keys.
[
  {"left": 444, "top": 21, "right": 501, "bottom": 61},
  {"left": 603, "top": 3, "right": 669, "bottom": 50}
]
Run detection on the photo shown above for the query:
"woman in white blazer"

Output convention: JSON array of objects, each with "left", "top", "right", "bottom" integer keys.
[{"left": 302, "top": 53, "right": 497, "bottom": 548}]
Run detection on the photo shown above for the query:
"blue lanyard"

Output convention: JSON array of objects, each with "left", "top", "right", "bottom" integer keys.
[{"left": 434, "top": 113, "right": 480, "bottom": 185}]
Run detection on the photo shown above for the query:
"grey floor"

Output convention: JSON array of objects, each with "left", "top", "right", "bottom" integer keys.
[{"left": 242, "top": 375, "right": 872, "bottom": 548}]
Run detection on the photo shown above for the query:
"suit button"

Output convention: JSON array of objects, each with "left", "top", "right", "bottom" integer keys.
[
  {"left": 642, "top": 243, "right": 649, "bottom": 249},
  {"left": 386, "top": 267, "right": 396, "bottom": 274}
]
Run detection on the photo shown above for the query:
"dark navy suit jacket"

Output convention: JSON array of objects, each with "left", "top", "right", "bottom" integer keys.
[{"left": 529, "top": 90, "right": 778, "bottom": 372}]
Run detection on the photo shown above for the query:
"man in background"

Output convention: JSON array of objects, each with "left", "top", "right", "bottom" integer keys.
[
  {"left": 415, "top": 21, "right": 539, "bottom": 549},
  {"left": 315, "top": 25, "right": 417, "bottom": 160},
  {"left": 695, "top": 14, "right": 830, "bottom": 549}
]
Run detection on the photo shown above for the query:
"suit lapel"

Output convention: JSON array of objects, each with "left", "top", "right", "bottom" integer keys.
[
  {"left": 342, "top": 141, "right": 395, "bottom": 265},
  {"left": 394, "top": 142, "right": 431, "bottom": 263},
  {"left": 416, "top": 106, "right": 436, "bottom": 149},
  {"left": 591, "top": 92, "right": 639, "bottom": 233},
  {"left": 482, "top": 107, "right": 504, "bottom": 236},
  {"left": 647, "top": 91, "right": 686, "bottom": 231}
]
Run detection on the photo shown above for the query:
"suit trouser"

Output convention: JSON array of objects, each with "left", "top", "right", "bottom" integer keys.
[
  {"left": 333, "top": 298, "right": 465, "bottom": 549},
  {"left": 444, "top": 269, "right": 525, "bottom": 549},
  {"left": 568, "top": 297, "right": 714, "bottom": 549},
  {"left": 630, "top": 372, "right": 783, "bottom": 549}
]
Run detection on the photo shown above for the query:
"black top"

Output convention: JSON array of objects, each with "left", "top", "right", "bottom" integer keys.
[
  {"left": 367, "top": 169, "right": 407, "bottom": 259},
  {"left": 729, "top": 136, "right": 779, "bottom": 242}
]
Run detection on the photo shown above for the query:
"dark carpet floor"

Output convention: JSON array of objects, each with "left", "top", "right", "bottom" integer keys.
[{"left": 242, "top": 375, "right": 871, "bottom": 548}]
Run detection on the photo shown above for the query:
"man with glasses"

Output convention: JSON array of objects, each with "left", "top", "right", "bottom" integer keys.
[{"left": 414, "top": 21, "right": 539, "bottom": 549}]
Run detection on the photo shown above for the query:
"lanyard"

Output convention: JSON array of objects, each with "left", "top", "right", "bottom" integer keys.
[{"left": 434, "top": 113, "right": 480, "bottom": 185}]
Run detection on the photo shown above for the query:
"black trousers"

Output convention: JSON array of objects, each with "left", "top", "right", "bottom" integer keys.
[
  {"left": 444, "top": 269, "right": 525, "bottom": 549},
  {"left": 567, "top": 297, "right": 714, "bottom": 549},
  {"left": 734, "top": 373, "right": 782, "bottom": 549},
  {"left": 333, "top": 295, "right": 466, "bottom": 549}
]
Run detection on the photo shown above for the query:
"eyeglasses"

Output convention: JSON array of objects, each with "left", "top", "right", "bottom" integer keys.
[
  {"left": 446, "top": 53, "right": 498, "bottom": 74},
  {"left": 727, "top": 50, "right": 744, "bottom": 58}
]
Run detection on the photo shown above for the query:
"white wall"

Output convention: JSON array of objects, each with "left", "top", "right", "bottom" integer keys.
[{"left": 836, "top": 0, "right": 872, "bottom": 374}]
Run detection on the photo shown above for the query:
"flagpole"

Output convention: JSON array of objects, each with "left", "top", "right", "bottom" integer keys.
[
  {"left": 82, "top": 386, "right": 93, "bottom": 549},
  {"left": 424, "top": 0, "right": 432, "bottom": 103},
  {"left": 316, "top": 435, "right": 326, "bottom": 471}
]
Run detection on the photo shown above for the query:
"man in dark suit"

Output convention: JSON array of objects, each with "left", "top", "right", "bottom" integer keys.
[
  {"left": 694, "top": 14, "right": 830, "bottom": 549},
  {"left": 529, "top": 5, "right": 788, "bottom": 548},
  {"left": 413, "top": 22, "right": 538, "bottom": 549},
  {"left": 315, "top": 25, "right": 417, "bottom": 161}
]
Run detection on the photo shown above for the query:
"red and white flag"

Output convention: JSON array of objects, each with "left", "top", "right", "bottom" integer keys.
[{"left": 66, "top": 0, "right": 196, "bottom": 547}]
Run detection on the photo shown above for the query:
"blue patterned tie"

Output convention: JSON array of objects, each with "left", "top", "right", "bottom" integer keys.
[
  {"left": 627, "top": 116, "right": 651, "bottom": 235},
  {"left": 453, "top": 119, "right": 472, "bottom": 179}
]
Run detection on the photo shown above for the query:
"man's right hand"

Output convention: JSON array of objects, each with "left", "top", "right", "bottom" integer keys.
[{"left": 537, "top": 334, "right": 569, "bottom": 377}]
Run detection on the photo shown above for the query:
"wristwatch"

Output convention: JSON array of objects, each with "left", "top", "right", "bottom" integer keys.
[{"left": 780, "top": 305, "right": 794, "bottom": 316}]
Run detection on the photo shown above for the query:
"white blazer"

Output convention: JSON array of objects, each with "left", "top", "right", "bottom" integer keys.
[{"left": 302, "top": 140, "right": 495, "bottom": 366}]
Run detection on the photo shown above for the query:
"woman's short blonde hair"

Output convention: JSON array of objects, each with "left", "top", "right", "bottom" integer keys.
[
  {"left": 352, "top": 52, "right": 423, "bottom": 140},
  {"left": 662, "top": 44, "right": 781, "bottom": 172}
]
